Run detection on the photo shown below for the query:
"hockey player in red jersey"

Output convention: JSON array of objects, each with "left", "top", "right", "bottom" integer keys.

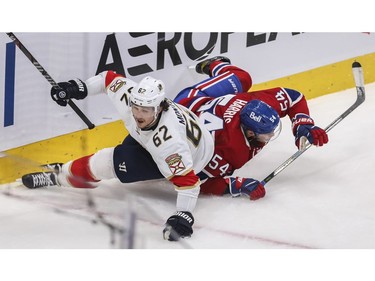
[{"left": 174, "top": 56, "right": 329, "bottom": 200}]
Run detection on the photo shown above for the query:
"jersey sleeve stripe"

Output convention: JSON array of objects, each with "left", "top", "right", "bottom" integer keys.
[{"left": 281, "top": 87, "right": 303, "bottom": 107}]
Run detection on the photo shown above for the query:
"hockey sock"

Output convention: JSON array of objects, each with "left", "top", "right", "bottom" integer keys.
[{"left": 67, "top": 155, "right": 100, "bottom": 188}]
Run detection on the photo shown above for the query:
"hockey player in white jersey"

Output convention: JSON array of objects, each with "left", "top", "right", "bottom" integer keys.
[{"left": 22, "top": 71, "right": 214, "bottom": 241}]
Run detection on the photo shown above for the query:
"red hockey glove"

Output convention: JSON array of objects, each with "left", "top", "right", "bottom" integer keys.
[
  {"left": 292, "top": 113, "right": 328, "bottom": 150},
  {"left": 227, "top": 177, "right": 266, "bottom": 200}
]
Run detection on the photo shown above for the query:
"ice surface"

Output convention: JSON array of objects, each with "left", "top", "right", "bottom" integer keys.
[{"left": 1, "top": 82, "right": 374, "bottom": 278}]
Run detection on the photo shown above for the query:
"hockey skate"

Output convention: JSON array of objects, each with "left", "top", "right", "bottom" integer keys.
[
  {"left": 42, "top": 162, "right": 63, "bottom": 173},
  {"left": 21, "top": 163, "right": 63, "bottom": 189},
  {"left": 195, "top": 56, "right": 231, "bottom": 75}
]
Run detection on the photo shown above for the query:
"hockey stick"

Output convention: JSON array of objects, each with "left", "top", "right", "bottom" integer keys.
[
  {"left": 6, "top": 32, "right": 95, "bottom": 130},
  {"left": 262, "top": 61, "right": 366, "bottom": 185}
]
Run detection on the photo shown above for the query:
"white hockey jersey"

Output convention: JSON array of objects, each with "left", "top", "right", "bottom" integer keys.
[{"left": 85, "top": 71, "right": 214, "bottom": 212}]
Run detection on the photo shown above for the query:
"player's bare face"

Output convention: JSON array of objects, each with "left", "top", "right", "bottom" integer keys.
[{"left": 131, "top": 104, "right": 156, "bottom": 129}]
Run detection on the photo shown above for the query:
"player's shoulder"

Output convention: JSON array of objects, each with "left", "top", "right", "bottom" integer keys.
[
  {"left": 159, "top": 100, "right": 201, "bottom": 131},
  {"left": 160, "top": 101, "right": 187, "bottom": 124},
  {"left": 107, "top": 79, "right": 137, "bottom": 98},
  {"left": 99, "top": 71, "right": 136, "bottom": 91}
]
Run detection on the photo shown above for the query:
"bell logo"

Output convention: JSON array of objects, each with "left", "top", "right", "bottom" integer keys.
[{"left": 249, "top": 111, "right": 262, "bottom": 122}]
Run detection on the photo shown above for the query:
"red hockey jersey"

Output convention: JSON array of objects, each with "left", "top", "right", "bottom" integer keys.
[{"left": 180, "top": 87, "right": 310, "bottom": 195}]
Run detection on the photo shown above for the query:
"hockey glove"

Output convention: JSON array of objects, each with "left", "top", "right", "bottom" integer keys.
[
  {"left": 51, "top": 79, "right": 88, "bottom": 106},
  {"left": 227, "top": 177, "right": 266, "bottom": 200},
  {"left": 292, "top": 113, "right": 328, "bottom": 150},
  {"left": 163, "top": 211, "right": 194, "bottom": 241}
]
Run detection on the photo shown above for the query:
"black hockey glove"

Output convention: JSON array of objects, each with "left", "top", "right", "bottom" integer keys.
[
  {"left": 51, "top": 79, "right": 88, "bottom": 106},
  {"left": 163, "top": 211, "right": 194, "bottom": 241}
]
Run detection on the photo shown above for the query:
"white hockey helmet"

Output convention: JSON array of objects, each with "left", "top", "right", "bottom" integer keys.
[{"left": 130, "top": 76, "right": 166, "bottom": 108}]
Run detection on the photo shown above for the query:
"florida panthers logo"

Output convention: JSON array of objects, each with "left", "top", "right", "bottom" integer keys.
[{"left": 165, "top": 153, "right": 186, "bottom": 175}]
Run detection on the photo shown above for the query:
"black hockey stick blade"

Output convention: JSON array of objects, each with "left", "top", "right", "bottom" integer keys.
[
  {"left": 6, "top": 32, "right": 95, "bottom": 130},
  {"left": 261, "top": 61, "right": 366, "bottom": 185}
]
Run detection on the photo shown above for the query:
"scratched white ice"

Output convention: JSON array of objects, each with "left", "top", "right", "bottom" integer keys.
[{"left": 0, "top": 82, "right": 374, "bottom": 249}]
